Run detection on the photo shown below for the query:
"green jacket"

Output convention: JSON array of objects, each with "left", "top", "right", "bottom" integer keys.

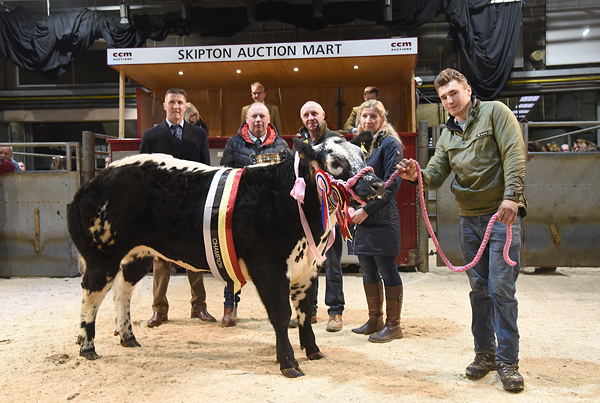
[
  {"left": 298, "top": 120, "right": 341, "bottom": 146},
  {"left": 422, "top": 98, "right": 527, "bottom": 216},
  {"left": 343, "top": 106, "right": 359, "bottom": 133}
]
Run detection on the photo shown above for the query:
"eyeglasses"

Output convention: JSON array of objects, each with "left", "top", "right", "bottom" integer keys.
[{"left": 251, "top": 91, "right": 265, "bottom": 95}]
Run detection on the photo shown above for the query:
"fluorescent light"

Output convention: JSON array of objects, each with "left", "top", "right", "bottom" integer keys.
[
  {"left": 582, "top": 27, "right": 590, "bottom": 37},
  {"left": 517, "top": 103, "right": 535, "bottom": 109},
  {"left": 519, "top": 96, "right": 540, "bottom": 103}
]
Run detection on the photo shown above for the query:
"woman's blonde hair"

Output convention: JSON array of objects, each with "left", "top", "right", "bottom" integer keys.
[
  {"left": 356, "top": 99, "right": 401, "bottom": 142},
  {"left": 184, "top": 102, "right": 199, "bottom": 123}
]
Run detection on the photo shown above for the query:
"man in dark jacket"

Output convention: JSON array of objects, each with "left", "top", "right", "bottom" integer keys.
[
  {"left": 219, "top": 102, "right": 289, "bottom": 326},
  {"left": 140, "top": 87, "right": 215, "bottom": 328},
  {"left": 221, "top": 102, "right": 289, "bottom": 169},
  {"left": 290, "top": 101, "right": 345, "bottom": 332}
]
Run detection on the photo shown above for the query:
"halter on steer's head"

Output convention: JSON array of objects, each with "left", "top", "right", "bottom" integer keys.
[
  {"left": 292, "top": 135, "right": 385, "bottom": 204},
  {"left": 292, "top": 135, "right": 385, "bottom": 245}
]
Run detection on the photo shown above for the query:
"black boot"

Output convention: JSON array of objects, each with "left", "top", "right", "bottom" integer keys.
[
  {"left": 352, "top": 281, "right": 384, "bottom": 335},
  {"left": 465, "top": 352, "right": 497, "bottom": 379},
  {"left": 497, "top": 362, "right": 524, "bottom": 392},
  {"left": 368, "top": 285, "right": 403, "bottom": 343}
]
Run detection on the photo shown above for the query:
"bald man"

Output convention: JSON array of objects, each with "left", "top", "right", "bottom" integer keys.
[
  {"left": 293, "top": 101, "right": 345, "bottom": 332},
  {"left": 220, "top": 102, "right": 289, "bottom": 326},
  {"left": 222, "top": 102, "right": 289, "bottom": 169}
]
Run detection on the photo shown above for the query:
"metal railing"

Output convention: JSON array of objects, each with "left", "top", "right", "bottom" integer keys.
[
  {"left": 2, "top": 131, "right": 117, "bottom": 183},
  {"left": 525, "top": 121, "right": 600, "bottom": 145},
  {"left": 81, "top": 131, "right": 117, "bottom": 183},
  {"left": 0, "top": 141, "right": 81, "bottom": 171}
]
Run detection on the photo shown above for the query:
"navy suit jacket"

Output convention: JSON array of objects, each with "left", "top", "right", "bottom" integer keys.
[{"left": 139, "top": 121, "right": 210, "bottom": 164}]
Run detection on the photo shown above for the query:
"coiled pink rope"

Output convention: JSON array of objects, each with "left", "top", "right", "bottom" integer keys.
[
  {"left": 340, "top": 160, "right": 517, "bottom": 272},
  {"left": 410, "top": 160, "right": 516, "bottom": 272}
]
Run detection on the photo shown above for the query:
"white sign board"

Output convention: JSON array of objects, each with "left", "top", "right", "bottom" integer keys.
[{"left": 107, "top": 38, "right": 417, "bottom": 65}]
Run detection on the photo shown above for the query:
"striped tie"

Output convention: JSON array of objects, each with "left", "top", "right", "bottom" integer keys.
[{"left": 171, "top": 125, "right": 182, "bottom": 141}]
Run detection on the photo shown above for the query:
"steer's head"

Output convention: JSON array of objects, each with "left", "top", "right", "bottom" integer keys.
[{"left": 292, "top": 133, "right": 384, "bottom": 203}]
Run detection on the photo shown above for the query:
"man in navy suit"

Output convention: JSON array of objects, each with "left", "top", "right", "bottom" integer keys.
[{"left": 140, "top": 88, "right": 216, "bottom": 327}]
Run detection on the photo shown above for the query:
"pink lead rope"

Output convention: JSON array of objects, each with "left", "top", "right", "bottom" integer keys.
[
  {"left": 396, "top": 160, "right": 517, "bottom": 272},
  {"left": 342, "top": 161, "right": 517, "bottom": 272},
  {"left": 291, "top": 153, "right": 517, "bottom": 272}
]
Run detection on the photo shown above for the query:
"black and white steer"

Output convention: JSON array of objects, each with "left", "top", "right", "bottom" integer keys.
[{"left": 68, "top": 135, "right": 383, "bottom": 378}]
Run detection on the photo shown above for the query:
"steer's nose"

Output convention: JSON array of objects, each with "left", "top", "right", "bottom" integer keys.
[{"left": 371, "top": 181, "right": 385, "bottom": 197}]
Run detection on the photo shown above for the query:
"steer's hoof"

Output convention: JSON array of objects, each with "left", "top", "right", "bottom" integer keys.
[
  {"left": 281, "top": 367, "right": 305, "bottom": 378},
  {"left": 120, "top": 336, "right": 141, "bottom": 348},
  {"left": 80, "top": 348, "right": 99, "bottom": 360},
  {"left": 307, "top": 351, "right": 325, "bottom": 360}
]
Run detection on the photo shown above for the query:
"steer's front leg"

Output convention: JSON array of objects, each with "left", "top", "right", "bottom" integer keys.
[
  {"left": 253, "top": 273, "right": 304, "bottom": 377},
  {"left": 296, "top": 276, "right": 324, "bottom": 360}
]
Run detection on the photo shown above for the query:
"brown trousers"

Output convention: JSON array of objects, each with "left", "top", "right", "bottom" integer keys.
[{"left": 152, "top": 258, "right": 207, "bottom": 314}]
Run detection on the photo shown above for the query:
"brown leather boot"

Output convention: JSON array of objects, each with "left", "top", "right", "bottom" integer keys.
[
  {"left": 369, "top": 285, "right": 403, "bottom": 343},
  {"left": 221, "top": 307, "right": 236, "bottom": 327},
  {"left": 352, "top": 281, "right": 384, "bottom": 335}
]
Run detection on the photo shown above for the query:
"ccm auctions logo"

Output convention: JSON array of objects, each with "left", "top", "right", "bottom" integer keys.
[
  {"left": 112, "top": 51, "right": 133, "bottom": 61},
  {"left": 390, "top": 41, "right": 413, "bottom": 52}
]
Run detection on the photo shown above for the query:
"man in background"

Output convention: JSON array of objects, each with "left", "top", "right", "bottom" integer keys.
[
  {"left": 240, "top": 82, "right": 282, "bottom": 135},
  {"left": 344, "top": 86, "right": 380, "bottom": 135},
  {"left": 0, "top": 146, "right": 22, "bottom": 174}
]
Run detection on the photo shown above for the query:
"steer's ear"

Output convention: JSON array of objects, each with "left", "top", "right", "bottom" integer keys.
[
  {"left": 351, "top": 131, "right": 373, "bottom": 155},
  {"left": 292, "top": 138, "right": 316, "bottom": 161}
]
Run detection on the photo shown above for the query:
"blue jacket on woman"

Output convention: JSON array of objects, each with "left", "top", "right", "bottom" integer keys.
[{"left": 352, "top": 131, "right": 403, "bottom": 256}]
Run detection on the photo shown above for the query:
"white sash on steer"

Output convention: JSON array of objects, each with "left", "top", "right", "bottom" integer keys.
[
  {"left": 203, "top": 168, "right": 228, "bottom": 282},
  {"left": 202, "top": 167, "right": 248, "bottom": 293}
]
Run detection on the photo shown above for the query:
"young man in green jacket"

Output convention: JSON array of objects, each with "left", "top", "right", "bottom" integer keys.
[{"left": 397, "top": 68, "right": 527, "bottom": 393}]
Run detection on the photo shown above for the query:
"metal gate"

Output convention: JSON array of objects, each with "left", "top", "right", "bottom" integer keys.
[
  {"left": 435, "top": 152, "right": 600, "bottom": 267},
  {"left": 1, "top": 134, "right": 112, "bottom": 277},
  {"left": 0, "top": 171, "right": 80, "bottom": 276}
]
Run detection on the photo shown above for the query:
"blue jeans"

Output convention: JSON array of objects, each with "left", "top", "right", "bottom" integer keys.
[
  {"left": 357, "top": 255, "right": 402, "bottom": 287},
  {"left": 459, "top": 214, "right": 521, "bottom": 364},
  {"left": 223, "top": 284, "right": 241, "bottom": 308},
  {"left": 311, "top": 226, "right": 345, "bottom": 316}
]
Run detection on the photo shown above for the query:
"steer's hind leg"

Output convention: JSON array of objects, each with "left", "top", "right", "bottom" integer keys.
[
  {"left": 253, "top": 274, "right": 303, "bottom": 378},
  {"left": 293, "top": 276, "right": 324, "bottom": 360},
  {"left": 78, "top": 266, "right": 115, "bottom": 360},
  {"left": 113, "top": 257, "right": 151, "bottom": 348}
]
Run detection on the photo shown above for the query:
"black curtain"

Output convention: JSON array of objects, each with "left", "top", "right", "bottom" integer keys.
[
  {"left": 447, "top": 0, "right": 522, "bottom": 99},
  {"left": 0, "top": 7, "right": 144, "bottom": 78},
  {"left": 0, "top": 1, "right": 521, "bottom": 99}
]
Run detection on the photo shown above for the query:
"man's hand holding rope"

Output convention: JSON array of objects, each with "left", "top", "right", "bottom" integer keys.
[{"left": 395, "top": 158, "right": 518, "bottom": 225}]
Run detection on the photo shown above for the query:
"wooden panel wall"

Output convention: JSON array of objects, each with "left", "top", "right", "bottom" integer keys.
[{"left": 138, "top": 84, "right": 416, "bottom": 137}]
